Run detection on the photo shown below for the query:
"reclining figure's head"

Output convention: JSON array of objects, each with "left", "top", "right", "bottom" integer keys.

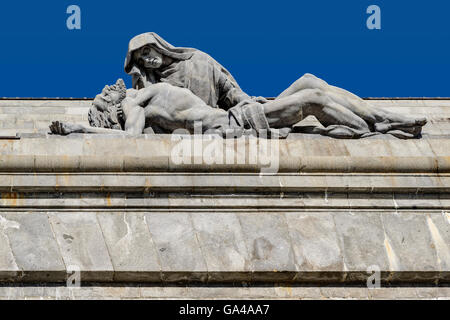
[{"left": 88, "top": 79, "right": 127, "bottom": 130}]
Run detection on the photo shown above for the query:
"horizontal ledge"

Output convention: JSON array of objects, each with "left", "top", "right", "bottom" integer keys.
[
  {"left": 0, "top": 191, "right": 449, "bottom": 211},
  {"left": 0, "top": 271, "right": 448, "bottom": 285},
  {"left": 0, "top": 173, "right": 449, "bottom": 193},
  {"left": 0, "top": 155, "right": 448, "bottom": 174},
  {"left": 1, "top": 208, "right": 449, "bottom": 212}
]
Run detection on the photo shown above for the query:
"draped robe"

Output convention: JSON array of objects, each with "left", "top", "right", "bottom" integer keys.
[{"left": 124, "top": 32, "right": 251, "bottom": 111}]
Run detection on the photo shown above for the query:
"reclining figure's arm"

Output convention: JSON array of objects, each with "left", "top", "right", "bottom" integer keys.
[
  {"left": 49, "top": 101, "right": 146, "bottom": 136},
  {"left": 49, "top": 121, "right": 130, "bottom": 135}
]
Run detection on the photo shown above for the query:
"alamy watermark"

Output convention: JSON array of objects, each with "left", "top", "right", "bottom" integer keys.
[
  {"left": 53, "top": 264, "right": 81, "bottom": 300},
  {"left": 66, "top": 264, "right": 81, "bottom": 288},
  {"left": 65, "top": 5, "right": 380, "bottom": 31},
  {"left": 366, "top": 265, "right": 381, "bottom": 289},
  {"left": 170, "top": 123, "right": 280, "bottom": 174},
  {"left": 366, "top": 5, "right": 381, "bottom": 30},
  {"left": 66, "top": 5, "right": 81, "bottom": 30}
]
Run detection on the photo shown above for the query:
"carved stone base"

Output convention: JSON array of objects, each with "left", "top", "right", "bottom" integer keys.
[{"left": 0, "top": 98, "right": 449, "bottom": 299}]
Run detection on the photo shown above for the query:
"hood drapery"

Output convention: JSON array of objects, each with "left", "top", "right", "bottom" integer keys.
[
  {"left": 124, "top": 32, "right": 247, "bottom": 109},
  {"left": 124, "top": 32, "right": 195, "bottom": 74}
]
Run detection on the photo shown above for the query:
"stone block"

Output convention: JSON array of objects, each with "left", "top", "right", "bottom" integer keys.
[
  {"left": 333, "top": 212, "right": 389, "bottom": 282},
  {"left": 48, "top": 212, "right": 114, "bottom": 282},
  {"left": 383, "top": 140, "right": 425, "bottom": 157},
  {"left": 428, "top": 139, "right": 450, "bottom": 156},
  {"left": 10, "top": 174, "right": 57, "bottom": 192},
  {"left": 348, "top": 193, "right": 395, "bottom": 209},
  {"left": 368, "top": 287, "right": 418, "bottom": 300},
  {"left": 425, "top": 212, "right": 450, "bottom": 281},
  {"left": 393, "top": 193, "right": 441, "bottom": 209},
  {"left": 320, "top": 287, "right": 370, "bottom": 299},
  {"left": 286, "top": 212, "right": 344, "bottom": 282},
  {"left": 82, "top": 138, "right": 137, "bottom": 157},
  {"left": 274, "top": 286, "right": 323, "bottom": 299},
  {"left": 0, "top": 216, "right": 20, "bottom": 280},
  {"left": 12, "top": 138, "right": 83, "bottom": 156},
  {"left": 97, "top": 212, "right": 161, "bottom": 282},
  {"left": 140, "top": 286, "right": 185, "bottom": 298},
  {"left": 287, "top": 139, "right": 348, "bottom": 157},
  {"left": 1, "top": 213, "right": 65, "bottom": 281},
  {"left": 382, "top": 212, "right": 439, "bottom": 282},
  {"left": 123, "top": 156, "right": 168, "bottom": 172},
  {"left": 415, "top": 287, "right": 440, "bottom": 299},
  {"left": 0, "top": 140, "right": 12, "bottom": 155},
  {"left": 342, "top": 139, "right": 391, "bottom": 157},
  {"left": 237, "top": 213, "right": 297, "bottom": 282},
  {"left": 299, "top": 192, "right": 348, "bottom": 208},
  {"left": 191, "top": 212, "right": 251, "bottom": 282},
  {"left": 145, "top": 212, "right": 208, "bottom": 282}
]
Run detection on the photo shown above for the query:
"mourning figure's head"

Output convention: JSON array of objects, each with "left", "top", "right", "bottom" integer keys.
[
  {"left": 133, "top": 45, "right": 164, "bottom": 69},
  {"left": 88, "top": 79, "right": 127, "bottom": 130}
]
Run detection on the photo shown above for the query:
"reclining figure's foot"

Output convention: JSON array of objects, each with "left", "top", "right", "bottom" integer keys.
[
  {"left": 374, "top": 116, "right": 427, "bottom": 137},
  {"left": 415, "top": 117, "right": 427, "bottom": 126}
]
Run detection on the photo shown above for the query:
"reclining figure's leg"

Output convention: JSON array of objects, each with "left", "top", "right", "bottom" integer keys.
[
  {"left": 276, "top": 73, "right": 426, "bottom": 137},
  {"left": 263, "top": 88, "right": 374, "bottom": 139}
]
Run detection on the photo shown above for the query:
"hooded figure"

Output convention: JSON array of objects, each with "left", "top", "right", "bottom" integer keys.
[{"left": 124, "top": 32, "right": 251, "bottom": 110}]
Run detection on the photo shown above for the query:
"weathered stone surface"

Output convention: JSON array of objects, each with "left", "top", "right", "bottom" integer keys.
[
  {"left": 140, "top": 286, "right": 186, "bottom": 299},
  {"left": 287, "top": 139, "right": 350, "bottom": 157},
  {"left": 368, "top": 287, "right": 418, "bottom": 299},
  {"left": 286, "top": 212, "right": 343, "bottom": 282},
  {"left": 237, "top": 213, "right": 297, "bottom": 281},
  {"left": 0, "top": 132, "right": 449, "bottom": 175},
  {"left": 97, "top": 212, "right": 161, "bottom": 282},
  {"left": 0, "top": 190, "right": 444, "bottom": 211},
  {"left": 300, "top": 191, "right": 349, "bottom": 208},
  {"left": 191, "top": 212, "right": 251, "bottom": 282},
  {"left": 320, "top": 287, "right": 370, "bottom": 299},
  {"left": 382, "top": 212, "right": 439, "bottom": 281},
  {"left": 426, "top": 212, "right": 450, "bottom": 280},
  {"left": 384, "top": 139, "right": 431, "bottom": 157},
  {"left": 428, "top": 139, "right": 450, "bottom": 156},
  {"left": 392, "top": 193, "right": 441, "bottom": 209},
  {"left": 273, "top": 286, "right": 323, "bottom": 299},
  {"left": 1, "top": 213, "right": 65, "bottom": 281},
  {"left": 1, "top": 284, "right": 447, "bottom": 300},
  {"left": 48, "top": 212, "right": 114, "bottom": 282},
  {"left": 0, "top": 210, "right": 446, "bottom": 285},
  {"left": 333, "top": 212, "right": 390, "bottom": 281},
  {"left": 145, "top": 212, "right": 208, "bottom": 282},
  {"left": 0, "top": 215, "right": 20, "bottom": 280},
  {"left": 12, "top": 137, "right": 84, "bottom": 156},
  {"left": 342, "top": 139, "right": 391, "bottom": 157},
  {"left": 348, "top": 193, "right": 396, "bottom": 209}
]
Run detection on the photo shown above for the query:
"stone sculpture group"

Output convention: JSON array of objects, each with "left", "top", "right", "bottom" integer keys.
[{"left": 50, "top": 32, "right": 427, "bottom": 139}]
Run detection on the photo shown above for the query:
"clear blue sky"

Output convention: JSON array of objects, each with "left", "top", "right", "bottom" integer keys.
[{"left": 0, "top": 0, "right": 449, "bottom": 98}]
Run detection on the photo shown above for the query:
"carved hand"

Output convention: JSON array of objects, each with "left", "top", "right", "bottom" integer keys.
[
  {"left": 115, "top": 103, "right": 124, "bottom": 121},
  {"left": 253, "top": 96, "right": 269, "bottom": 104},
  {"left": 49, "top": 121, "right": 78, "bottom": 135}
]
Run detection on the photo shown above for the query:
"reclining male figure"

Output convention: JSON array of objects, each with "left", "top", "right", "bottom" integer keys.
[{"left": 50, "top": 77, "right": 426, "bottom": 139}]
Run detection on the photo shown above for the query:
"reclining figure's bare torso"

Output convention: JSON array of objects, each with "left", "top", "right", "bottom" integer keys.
[{"left": 124, "top": 83, "right": 229, "bottom": 134}]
